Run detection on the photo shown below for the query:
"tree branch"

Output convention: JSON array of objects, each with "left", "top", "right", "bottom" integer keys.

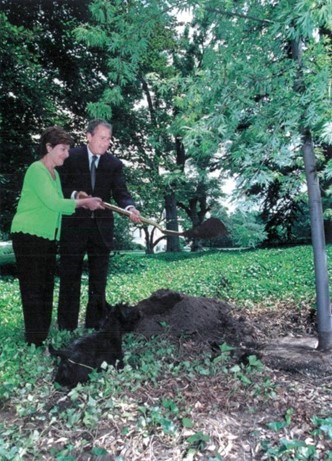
[{"left": 205, "top": 6, "right": 272, "bottom": 25}]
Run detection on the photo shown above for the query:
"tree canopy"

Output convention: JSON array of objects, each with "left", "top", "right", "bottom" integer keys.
[{"left": 0, "top": 0, "right": 331, "bottom": 247}]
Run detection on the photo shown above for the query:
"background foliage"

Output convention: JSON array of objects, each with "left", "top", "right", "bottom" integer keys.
[{"left": 0, "top": 0, "right": 331, "bottom": 248}]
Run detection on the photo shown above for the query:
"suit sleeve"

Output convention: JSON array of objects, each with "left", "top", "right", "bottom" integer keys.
[{"left": 111, "top": 160, "right": 136, "bottom": 209}]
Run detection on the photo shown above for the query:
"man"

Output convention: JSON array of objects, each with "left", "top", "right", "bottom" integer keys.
[{"left": 57, "top": 119, "right": 140, "bottom": 330}]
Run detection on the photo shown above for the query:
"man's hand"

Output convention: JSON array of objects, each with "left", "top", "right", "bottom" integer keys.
[{"left": 128, "top": 207, "right": 141, "bottom": 223}]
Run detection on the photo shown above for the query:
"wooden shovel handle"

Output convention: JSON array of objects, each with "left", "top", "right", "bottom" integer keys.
[{"left": 103, "top": 202, "right": 183, "bottom": 236}]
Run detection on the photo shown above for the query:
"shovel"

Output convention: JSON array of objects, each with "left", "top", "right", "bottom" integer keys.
[{"left": 103, "top": 202, "right": 227, "bottom": 239}]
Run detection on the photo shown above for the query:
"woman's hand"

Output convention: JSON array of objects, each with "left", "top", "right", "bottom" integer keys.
[{"left": 76, "top": 191, "right": 89, "bottom": 199}]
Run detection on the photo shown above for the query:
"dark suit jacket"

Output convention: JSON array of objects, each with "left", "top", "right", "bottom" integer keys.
[{"left": 58, "top": 145, "right": 135, "bottom": 248}]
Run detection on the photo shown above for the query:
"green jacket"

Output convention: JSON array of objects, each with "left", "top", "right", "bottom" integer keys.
[{"left": 11, "top": 161, "right": 76, "bottom": 241}]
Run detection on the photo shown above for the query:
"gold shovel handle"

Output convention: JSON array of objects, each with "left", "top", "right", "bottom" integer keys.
[{"left": 103, "top": 202, "right": 183, "bottom": 236}]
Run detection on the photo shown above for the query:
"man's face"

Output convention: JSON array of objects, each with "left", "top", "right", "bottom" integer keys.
[{"left": 87, "top": 125, "right": 112, "bottom": 155}]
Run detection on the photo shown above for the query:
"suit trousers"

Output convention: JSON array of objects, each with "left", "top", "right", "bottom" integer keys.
[
  {"left": 12, "top": 232, "right": 57, "bottom": 346},
  {"left": 58, "top": 218, "right": 110, "bottom": 331}
]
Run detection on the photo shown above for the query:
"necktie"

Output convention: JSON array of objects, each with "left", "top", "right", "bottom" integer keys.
[{"left": 91, "top": 155, "right": 97, "bottom": 190}]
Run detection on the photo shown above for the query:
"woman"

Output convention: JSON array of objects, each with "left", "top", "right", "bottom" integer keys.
[{"left": 11, "top": 126, "right": 104, "bottom": 346}]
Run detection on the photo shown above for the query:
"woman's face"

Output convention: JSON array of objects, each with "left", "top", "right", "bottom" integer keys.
[{"left": 46, "top": 143, "right": 70, "bottom": 167}]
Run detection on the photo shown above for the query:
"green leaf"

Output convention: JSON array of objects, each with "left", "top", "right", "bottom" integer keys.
[
  {"left": 182, "top": 417, "right": 194, "bottom": 428},
  {"left": 91, "top": 447, "right": 108, "bottom": 455},
  {"left": 187, "top": 431, "right": 210, "bottom": 444},
  {"left": 267, "top": 420, "right": 288, "bottom": 431}
]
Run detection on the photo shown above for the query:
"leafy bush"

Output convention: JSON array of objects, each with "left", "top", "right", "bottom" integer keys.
[{"left": 228, "top": 210, "right": 267, "bottom": 248}]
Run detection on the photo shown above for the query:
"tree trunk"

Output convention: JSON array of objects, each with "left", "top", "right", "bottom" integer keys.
[
  {"left": 165, "top": 192, "right": 180, "bottom": 252},
  {"left": 302, "top": 131, "right": 332, "bottom": 350},
  {"left": 291, "top": 36, "right": 332, "bottom": 351},
  {"left": 143, "top": 227, "right": 154, "bottom": 254}
]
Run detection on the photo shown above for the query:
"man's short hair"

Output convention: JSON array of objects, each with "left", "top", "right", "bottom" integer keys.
[{"left": 87, "top": 119, "right": 112, "bottom": 135}]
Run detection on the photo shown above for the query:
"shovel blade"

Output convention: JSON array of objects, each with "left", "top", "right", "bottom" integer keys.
[{"left": 183, "top": 217, "right": 227, "bottom": 239}]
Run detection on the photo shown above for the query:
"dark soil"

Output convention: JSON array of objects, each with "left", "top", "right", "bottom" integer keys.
[{"left": 133, "top": 289, "right": 332, "bottom": 377}]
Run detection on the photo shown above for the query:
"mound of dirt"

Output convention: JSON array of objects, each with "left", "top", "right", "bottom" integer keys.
[
  {"left": 133, "top": 289, "right": 332, "bottom": 377},
  {"left": 135, "top": 288, "right": 256, "bottom": 346}
]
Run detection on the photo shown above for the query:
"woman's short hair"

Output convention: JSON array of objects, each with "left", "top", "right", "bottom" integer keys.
[{"left": 40, "top": 126, "right": 74, "bottom": 157}]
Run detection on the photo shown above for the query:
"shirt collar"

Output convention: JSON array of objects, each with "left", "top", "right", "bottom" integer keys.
[{"left": 87, "top": 147, "right": 101, "bottom": 167}]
